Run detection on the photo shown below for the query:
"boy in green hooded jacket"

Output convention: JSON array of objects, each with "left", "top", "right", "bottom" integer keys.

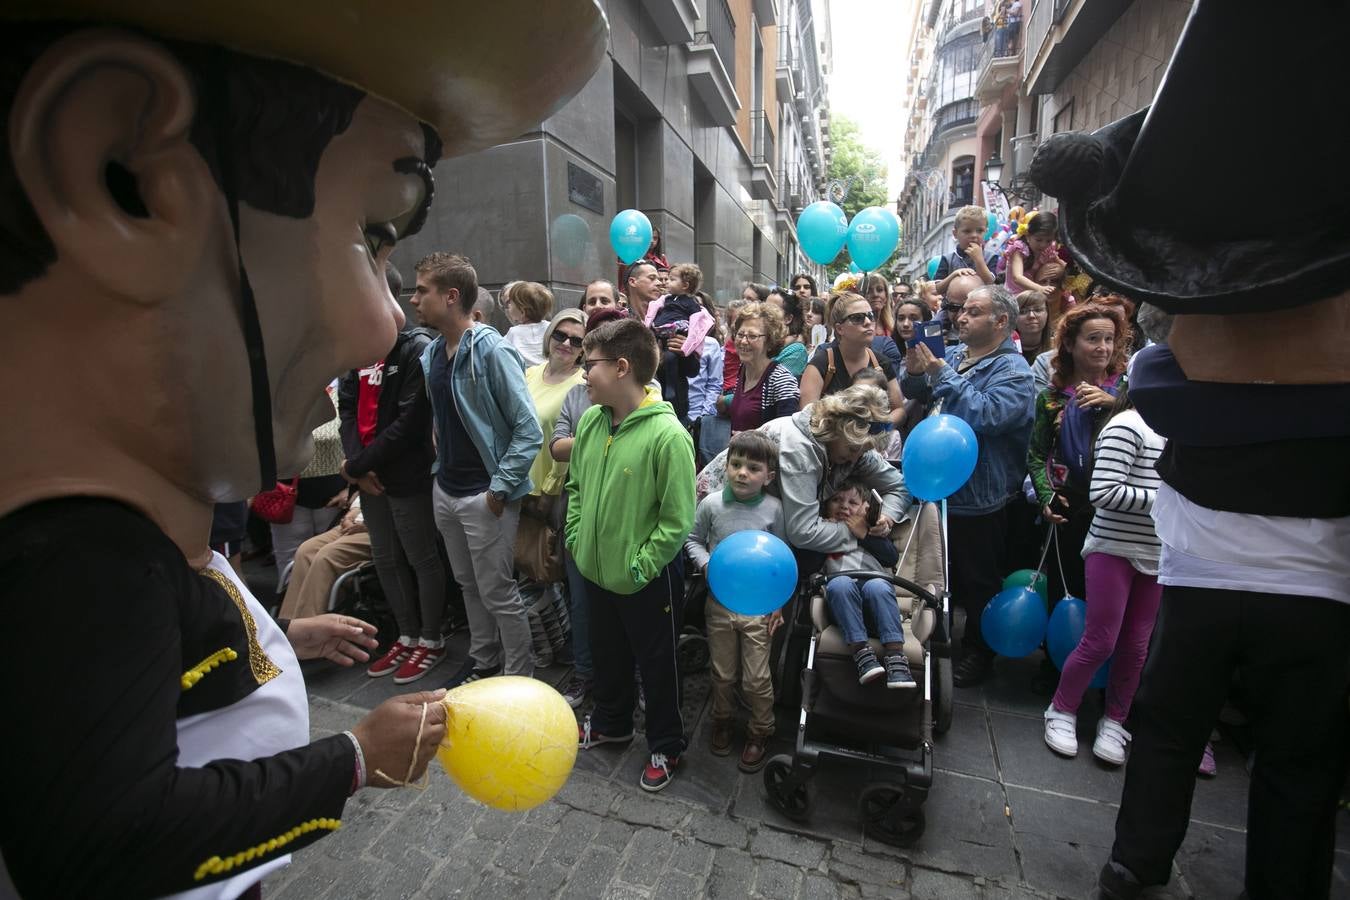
[{"left": 565, "top": 318, "right": 696, "bottom": 792}]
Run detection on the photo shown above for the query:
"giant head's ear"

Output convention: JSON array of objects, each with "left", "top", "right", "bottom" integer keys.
[{"left": 9, "top": 29, "right": 215, "bottom": 303}]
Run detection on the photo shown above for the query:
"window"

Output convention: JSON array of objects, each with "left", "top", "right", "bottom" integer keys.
[
  {"left": 1052, "top": 99, "right": 1074, "bottom": 134},
  {"left": 950, "top": 156, "right": 975, "bottom": 209}
]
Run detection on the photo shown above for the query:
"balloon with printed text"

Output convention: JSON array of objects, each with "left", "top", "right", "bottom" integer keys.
[
  {"left": 846, "top": 206, "right": 901, "bottom": 271},
  {"left": 797, "top": 201, "right": 850, "bottom": 265},
  {"left": 609, "top": 209, "right": 653, "bottom": 266}
]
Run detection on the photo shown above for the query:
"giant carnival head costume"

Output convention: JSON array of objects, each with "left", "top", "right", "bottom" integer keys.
[
  {"left": 0, "top": 1, "right": 608, "bottom": 546},
  {"left": 1028, "top": 0, "right": 1348, "bottom": 386}
]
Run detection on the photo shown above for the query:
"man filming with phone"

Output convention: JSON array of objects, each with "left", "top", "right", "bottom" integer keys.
[{"left": 901, "top": 285, "right": 1035, "bottom": 688}]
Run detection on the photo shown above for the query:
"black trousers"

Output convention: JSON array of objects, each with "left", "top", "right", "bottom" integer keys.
[
  {"left": 1112, "top": 586, "right": 1350, "bottom": 898},
  {"left": 586, "top": 562, "right": 688, "bottom": 757},
  {"left": 948, "top": 505, "right": 1009, "bottom": 656}
]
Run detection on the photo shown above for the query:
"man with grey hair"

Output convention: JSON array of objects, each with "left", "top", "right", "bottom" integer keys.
[{"left": 901, "top": 283, "right": 1035, "bottom": 687}]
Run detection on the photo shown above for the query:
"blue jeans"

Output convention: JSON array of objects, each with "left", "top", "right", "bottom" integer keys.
[
  {"left": 826, "top": 575, "right": 905, "bottom": 646},
  {"left": 564, "top": 549, "right": 592, "bottom": 679}
]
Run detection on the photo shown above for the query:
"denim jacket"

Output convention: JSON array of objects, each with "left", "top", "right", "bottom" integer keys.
[{"left": 900, "top": 338, "right": 1035, "bottom": 515}]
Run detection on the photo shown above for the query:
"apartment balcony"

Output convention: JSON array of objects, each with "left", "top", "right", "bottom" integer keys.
[
  {"left": 775, "top": 25, "right": 799, "bottom": 97},
  {"left": 938, "top": 0, "right": 985, "bottom": 45},
  {"left": 641, "top": 0, "right": 698, "bottom": 44},
  {"left": 975, "top": 19, "right": 1022, "bottom": 101},
  {"left": 749, "top": 110, "right": 778, "bottom": 201},
  {"left": 1023, "top": 0, "right": 1131, "bottom": 95},
  {"left": 688, "top": 0, "right": 740, "bottom": 127}
]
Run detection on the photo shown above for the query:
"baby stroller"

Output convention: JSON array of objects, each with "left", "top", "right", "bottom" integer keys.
[{"left": 762, "top": 501, "right": 953, "bottom": 847}]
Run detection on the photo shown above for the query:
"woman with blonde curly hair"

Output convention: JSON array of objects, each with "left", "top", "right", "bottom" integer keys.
[{"left": 716, "top": 302, "right": 800, "bottom": 432}]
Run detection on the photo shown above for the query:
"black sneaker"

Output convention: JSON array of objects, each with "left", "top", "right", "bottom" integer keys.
[
  {"left": 953, "top": 649, "right": 994, "bottom": 688},
  {"left": 854, "top": 647, "right": 885, "bottom": 685},
  {"left": 561, "top": 674, "right": 592, "bottom": 709},
  {"left": 884, "top": 654, "right": 916, "bottom": 689},
  {"left": 441, "top": 657, "right": 500, "bottom": 690}
]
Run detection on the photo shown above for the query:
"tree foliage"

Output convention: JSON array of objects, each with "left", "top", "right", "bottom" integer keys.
[{"left": 824, "top": 115, "right": 889, "bottom": 281}]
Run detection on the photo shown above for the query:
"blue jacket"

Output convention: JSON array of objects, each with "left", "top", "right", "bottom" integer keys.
[
  {"left": 900, "top": 338, "right": 1034, "bottom": 516},
  {"left": 420, "top": 324, "right": 543, "bottom": 502}
]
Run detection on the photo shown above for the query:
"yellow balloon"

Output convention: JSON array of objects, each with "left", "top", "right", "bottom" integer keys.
[{"left": 435, "top": 676, "right": 578, "bottom": 811}]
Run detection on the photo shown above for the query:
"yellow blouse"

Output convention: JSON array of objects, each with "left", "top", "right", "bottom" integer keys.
[{"left": 525, "top": 363, "right": 584, "bottom": 496}]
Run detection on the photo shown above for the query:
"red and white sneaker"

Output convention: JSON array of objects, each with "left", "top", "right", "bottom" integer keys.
[
  {"left": 393, "top": 645, "right": 447, "bottom": 684},
  {"left": 367, "top": 641, "right": 412, "bottom": 678},
  {"left": 640, "top": 752, "right": 681, "bottom": 792}
]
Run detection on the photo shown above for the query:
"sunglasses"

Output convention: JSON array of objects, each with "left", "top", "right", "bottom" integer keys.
[
  {"left": 842, "top": 311, "right": 876, "bottom": 326},
  {"left": 852, "top": 415, "right": 894, "bottom": 434},
  {"left": 550, "top": 331, "right": 584, "bottom": 348}
]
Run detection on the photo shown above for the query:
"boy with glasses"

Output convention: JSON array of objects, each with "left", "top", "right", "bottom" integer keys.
[{"left": 567, "top": 319, "right": 697, "bottom": 792}]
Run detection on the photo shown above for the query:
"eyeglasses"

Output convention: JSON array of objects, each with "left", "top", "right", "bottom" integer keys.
[
  {"left": 581, "top": 358, "right": 617, "bottom": 373},
  {"left": 941, "top": 303, "right": 964, "bottom": 314},
  {"left": 735, "top": 332, "right": 767, "bottom": 342},
  {"left": 852, "top": 416, "right": 894, "bottom": 435},
  {"left": 551, "top": 331, "right": 584, "bottom": 348},
  {"left": 842, "top": 311, "right": 876, "bottom": 326}
]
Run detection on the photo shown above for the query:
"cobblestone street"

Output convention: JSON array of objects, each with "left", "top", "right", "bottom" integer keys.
[{"left": 258, "top": 624, "right": 1348, "bottom": 900}]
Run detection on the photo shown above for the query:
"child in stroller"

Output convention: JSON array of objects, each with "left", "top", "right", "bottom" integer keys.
[{"left": 820, "top": 481, "right": 915, "bottom": 689}]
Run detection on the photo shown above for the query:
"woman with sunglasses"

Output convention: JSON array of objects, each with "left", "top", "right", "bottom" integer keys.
[
  {"left": 524, "top": 308, "right": 588, "bottom": 508},
  {"left": 800, "top": 293, "right": 905, "bottom": 426}
]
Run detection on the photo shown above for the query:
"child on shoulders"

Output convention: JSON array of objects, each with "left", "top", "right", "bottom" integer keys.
[
  {"left": 821, "top": 481, "right": 915, "bottom": 689},
  {"left": 685, "top": 431, "right": 785, "bottom": 772},
  {"left": 999, "top": 211, "right": 1064, "bottom": 294},
  {"left": 644, "top": 262, "right": 716, "bottom": 423}
]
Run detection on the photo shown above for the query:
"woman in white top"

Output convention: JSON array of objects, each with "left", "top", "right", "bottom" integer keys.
[
  {"left": 1043, "top": 388, "right": 1167, "bottom": 767},
  {"left": 502, "top": 281, "right": 553, "bottom": 366}
]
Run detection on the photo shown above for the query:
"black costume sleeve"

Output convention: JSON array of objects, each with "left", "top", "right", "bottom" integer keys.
[
  {"left": 0, "top": 499, "right": 354, "bottom": 899},
  {"left": 345, "top": 334, "right": 433, "bottom": 479},
  {"left": 337, "top": 369, "right": 363, "bottom": 462}
]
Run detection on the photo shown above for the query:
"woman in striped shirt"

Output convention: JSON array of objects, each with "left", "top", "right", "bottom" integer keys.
[{"left": 1043, "top": 387, "right": 1166, "bottom": 766}]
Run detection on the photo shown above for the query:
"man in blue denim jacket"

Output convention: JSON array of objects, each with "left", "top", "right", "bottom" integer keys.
[
  {"left": 412, "top": 252, "right": 543, "bottom": 686},
  {"left": 901, "top": 285, "right": 1035, "bottom": 687}
]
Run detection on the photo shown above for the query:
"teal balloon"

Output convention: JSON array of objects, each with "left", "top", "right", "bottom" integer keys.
[
  {"left": 848, "top": 260, "right": 862, "bottom": 274},
  {"left": 901, "top": 414, "right": 978, "bottom": 501},
  {"left": 551, "top": 214, "right": 591, "bottom": 268},
  {"left": 797, "top": 201, "right": 849, "bottom": 265},
  {"left": 984, "top": 210, "right": 998, "bottom": 241},
  {"left": 707, "top": 530, "right": 798, "bottom": 616},
  {"left": 926, "top": 256, "right": 941, "bottom": 280},
  {"left": 1003, "top": 569, "right": 1048, "bottom": 602},
  {"left": 981, "top": 587, "right": 1048, "bottom": 658},
  {"left": 846, "top": 206, "right": 900, "bottom": 271},
  {"left": 610, "top": 209, "right": 653, "bottom": 265},
  {"left": 1046, "top": 596, "right": 1110, "bottom": 688}
]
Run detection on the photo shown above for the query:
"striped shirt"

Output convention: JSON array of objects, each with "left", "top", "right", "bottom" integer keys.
[{"left": 1082, "top": 409, "right": 1166, "bottom": 574}]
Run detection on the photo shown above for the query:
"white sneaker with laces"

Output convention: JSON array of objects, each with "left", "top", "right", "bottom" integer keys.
[
  {"left": 1043, "top": 704, "right": 1079, "bottom": 758},
  {"left": 1092, "top": 717, "right": 1131, "bottom": 766}
]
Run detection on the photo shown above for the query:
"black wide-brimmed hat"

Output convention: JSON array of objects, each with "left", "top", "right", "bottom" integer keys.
[{"left": 1029, "top": 0, "right": 1350, "bottom": 315}]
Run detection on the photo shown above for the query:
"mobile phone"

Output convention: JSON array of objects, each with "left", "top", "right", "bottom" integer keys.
[{"left": 906, "top": 319, "right": 945, "bottom": 359}]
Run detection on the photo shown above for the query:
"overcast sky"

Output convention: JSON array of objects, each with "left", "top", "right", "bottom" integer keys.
[{"left": 822, "top": 0, "right": 913, "bottom": 204}]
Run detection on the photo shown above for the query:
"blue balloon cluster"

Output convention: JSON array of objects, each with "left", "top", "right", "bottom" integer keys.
[
  {"left": 981, "top": 587, "right": 1048, "bottom": 658},
  {"left": 901, "top": 414, "right": 978, "bottom": 502},
  {"left": 1047, "top": 596, "right": 1110, "bottom": 689},
  {"left": 707, "top": 530, "right": 799, "bottom": 616},
  {"left": 609, "top": 209, "right": 653, "bottom": 265}
]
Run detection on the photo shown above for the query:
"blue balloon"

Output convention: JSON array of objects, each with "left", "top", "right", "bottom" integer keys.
[
  {"left": 551, "top": 214, "right": 591, "bottom": 268},
  {"left": 981, "top": 587, "right": 1049, "bottom": 658},
  {"left": 707, "top": 530, "right": 799, "bottom": 616},
  {"left": 926, "top": 255, "right": 941, "bottom": 280},
  {"left": 1046, "top": 596, "right": 1110, "bottom": 688},
  {"left": 610, "top": 209, "right": 653, "bottom": 266},
  {"left": 984, "top": 210, "right": 998, "bottom": 241},
  {"left": 901, "top": 414, "right": 978, "bottom": 501},
  {"left": 846, "top": 206, "right": 901, "bottom": 271},
  {"left": 797, "top": 201, "right": 849, "bottom": 265},
  {"left": 848, "top": 260, "right": 862, "bottom": 274}
]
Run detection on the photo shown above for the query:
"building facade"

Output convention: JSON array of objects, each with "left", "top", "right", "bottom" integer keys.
[
  {"left": 894, "top": 0, "right": 1193, "bottom": 281},
  {"left": 391, "top": 0, "right": 832, "bottom": 312}
]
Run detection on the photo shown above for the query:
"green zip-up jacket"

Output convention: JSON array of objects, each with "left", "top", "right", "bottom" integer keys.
[{"left": 564, "top": 389, "right": 696, "bottom": 594}]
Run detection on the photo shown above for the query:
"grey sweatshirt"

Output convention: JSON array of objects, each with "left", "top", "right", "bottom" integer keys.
[{"left": 685, "top": 489, "right": 786, "bottom": 571}]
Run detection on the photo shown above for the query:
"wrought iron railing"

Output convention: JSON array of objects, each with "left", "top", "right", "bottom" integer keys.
[
  {"left": 695, "top": 0, "right": 737, "bottom": 84},
  {"left": 751, "top": 110, "right": 776, "bottom": 167},
  {"left": 776, "top": 24, "right": 799, "bottom": 70},
  {"left": 981, "top": 17, "right": 1022, "bottom": 70},
  {"left": 939, "top": 0, "right": 985, "bottom": 41}
]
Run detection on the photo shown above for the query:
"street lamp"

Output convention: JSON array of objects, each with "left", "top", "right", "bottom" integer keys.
[
  {"left": 983, "top": 151, "right": 1039, "bottom": 204},
  {"left": 983, "top": 154, "right": 1004, "bottom": 186}
]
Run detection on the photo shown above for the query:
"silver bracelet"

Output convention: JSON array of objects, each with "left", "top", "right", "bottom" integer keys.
[{"left": 343, "top": 730, "right": 366, "bottom": 790}]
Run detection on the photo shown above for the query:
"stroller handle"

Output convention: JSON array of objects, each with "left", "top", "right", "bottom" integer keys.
[{"left": 810, "top": 570, "right": 943, "bottom": 611}]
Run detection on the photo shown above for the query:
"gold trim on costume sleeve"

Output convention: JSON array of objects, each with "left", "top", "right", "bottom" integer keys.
[{"left": 199, "top": 567, "right": 281, "bottom": 686}]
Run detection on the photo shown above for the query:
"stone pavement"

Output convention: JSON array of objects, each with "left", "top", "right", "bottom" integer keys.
[{"left": 257, "top": 619, "right": 1350, "bottom": 900}]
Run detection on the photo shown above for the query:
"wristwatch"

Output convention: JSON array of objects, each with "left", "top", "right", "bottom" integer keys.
[{"left": 490, "top": 489, "right": 508, "bottom": 505}]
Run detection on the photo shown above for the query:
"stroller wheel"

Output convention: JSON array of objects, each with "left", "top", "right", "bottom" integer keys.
[
  {"left": 762, "top": 755, "right": 814, "bottom": 823},
  {"left": 933, "top": 655, "right": 954, "bottom": 736},
  {"left": 677, "top": 632, "right": 710, "bottom": 675},
  {"left": 860, "top": 783, "right": 926, "bottom": 847}
]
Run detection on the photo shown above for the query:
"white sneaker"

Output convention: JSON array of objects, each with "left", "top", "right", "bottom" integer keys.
[
  {"left": 1092, "top": 717, "right": 1131, "bottom": 766},
  {"left": 1044, "top": 704, "right": 1079, "bottom": 758}
]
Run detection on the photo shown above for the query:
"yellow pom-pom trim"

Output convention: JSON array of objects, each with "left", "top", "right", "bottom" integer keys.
[
  {"left": 180, "top": 647, "right": 239, "bottom": 691},
  {"left": 193, "top": 818, "right": 341, "bottom": 881}
]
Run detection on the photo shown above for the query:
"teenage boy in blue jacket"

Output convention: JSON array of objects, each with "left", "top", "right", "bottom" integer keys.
[{"left": 412, "top": 252, "right": 543, "bottom": 686}]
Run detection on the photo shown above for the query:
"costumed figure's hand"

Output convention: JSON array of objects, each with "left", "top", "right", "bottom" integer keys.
[
  {"left": 353, "top": 690, "right": 449, "bottom": 788},
  {"left": 287, "top": 614, "right": 379, "bottom": 665}
]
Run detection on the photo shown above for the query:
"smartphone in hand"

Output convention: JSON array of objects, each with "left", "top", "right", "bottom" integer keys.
[{"left": 906, "top": 319, "right": 946, "bottom": 359}]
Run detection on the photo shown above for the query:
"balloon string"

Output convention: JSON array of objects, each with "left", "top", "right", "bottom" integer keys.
[
  {"left": 1051, "top": 525, "right": 1069, "bottom": 599},
  {"left": 373, "top": 701, "right": 431, "bottom": 791},
  {"left": 1035, "top": 523, "right": 1054, "bottom": 576}
]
